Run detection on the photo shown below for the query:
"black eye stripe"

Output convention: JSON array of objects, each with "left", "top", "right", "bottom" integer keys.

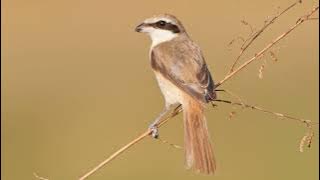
[
  {"left": 157, "top": 20, "right": 166, "bottom": 26},
  {"left": 149, "top": 21, "right": 181, "bottom": 33}
]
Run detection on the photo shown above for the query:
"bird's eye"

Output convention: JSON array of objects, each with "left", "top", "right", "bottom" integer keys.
[{"left": 158, "top": 20, "right": 166, "bottom": 26}]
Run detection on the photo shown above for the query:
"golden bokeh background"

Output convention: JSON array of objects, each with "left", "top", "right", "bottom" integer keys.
[{"left": 1, "top": 0, "right": 319, "bottom": 179}]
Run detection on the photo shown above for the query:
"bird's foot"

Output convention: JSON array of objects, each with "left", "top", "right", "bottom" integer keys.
[{"left": 148, "top": 124, "right": 159, "bottom": 139}]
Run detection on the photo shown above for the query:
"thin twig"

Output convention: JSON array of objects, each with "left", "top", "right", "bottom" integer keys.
[
  {"left": 218, "top": 89, "right": 245, "bottom": 104},
  {"left": 157, "top": 137, "right": 183, "bottom": 149},
  {"left": 240, "top": 19, "right": 255, "bottom": 34},
  {"left": 307, "top": 17, "right": 319, "bottom": 20},
  {"left": 217, "top": 89, "right": 248, "bottom": 119},
  {"left": 212, "top": 99, "right": 315, "bottom": 126},
  {"left": 78, "top": 5, "right": 319, "bottom": 180},
  {"left": 78, "top": 105, "right": 182, "bottom": 180},
  {"left": 216, "top": 5, "right": 319, "bottom": 87},
  {"left": 212, "top": 98, "right": 317, "bottom": 152},
  {"left": 228, "top": 0, "right": 302, "bottom": 73},
  {"left": 79, "top": 131, "right": 149, "bottom": 180},
  {"left": 215, "top": 89, "right": 246, "bottom": 109},
  {"left": 33, "top": 173, "right": 49, "bottom": 180}
]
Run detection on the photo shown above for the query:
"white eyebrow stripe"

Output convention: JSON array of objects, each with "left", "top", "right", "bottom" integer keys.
[{"left": 144, "top": 17, "right": 174, "bottom": 24}]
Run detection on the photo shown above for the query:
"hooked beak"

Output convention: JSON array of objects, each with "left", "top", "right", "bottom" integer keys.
[{"left": 135, "top": 23, "right": 146, "bottom": 32}]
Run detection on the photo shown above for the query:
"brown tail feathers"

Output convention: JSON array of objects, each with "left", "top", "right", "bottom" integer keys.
[{"left": 183, "top": 96, "right": 216, "bottom": 174}]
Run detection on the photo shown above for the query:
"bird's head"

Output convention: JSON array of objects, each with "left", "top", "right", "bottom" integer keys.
[{"left": 135, "top": 14, "right": 186, "bottom": 47}]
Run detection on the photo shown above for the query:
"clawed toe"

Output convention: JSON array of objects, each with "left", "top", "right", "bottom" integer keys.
[{"left": 149, "top": 125, "right": 159, "bottom": 139}]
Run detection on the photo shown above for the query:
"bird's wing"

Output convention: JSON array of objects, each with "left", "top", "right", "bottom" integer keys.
[{"left": 151, "top": 39, "right": 216, "bottom": 103}]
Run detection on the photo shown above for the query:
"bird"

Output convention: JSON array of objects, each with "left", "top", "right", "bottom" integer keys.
[{"left": 135, "top": 14, "right": 217, "bottom": 174}]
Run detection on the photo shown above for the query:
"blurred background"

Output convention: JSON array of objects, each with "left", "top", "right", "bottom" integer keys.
[{"left": 1, "top": 0, "right": 319, "bottom": 179}]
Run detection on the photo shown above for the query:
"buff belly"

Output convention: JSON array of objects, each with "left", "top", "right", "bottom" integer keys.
[{"left": 154, "top": 72, "right": 183, "bottom": 107}]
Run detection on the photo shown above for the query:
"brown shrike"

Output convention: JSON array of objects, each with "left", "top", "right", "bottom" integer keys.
[{"left": 135, "top": 14, "right": 217, "bottom": 174}]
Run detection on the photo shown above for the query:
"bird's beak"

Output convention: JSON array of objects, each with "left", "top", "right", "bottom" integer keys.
[{"left": 135, "top": 23, "right": 145, "bottom": 32}]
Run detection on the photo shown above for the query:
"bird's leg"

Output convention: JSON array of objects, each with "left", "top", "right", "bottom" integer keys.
[
  {"left": 148, "top": 104, "right": 179, "bottom": 138},
  {"left": 172, "top": 104, "right": 182, "bottom": 115}
]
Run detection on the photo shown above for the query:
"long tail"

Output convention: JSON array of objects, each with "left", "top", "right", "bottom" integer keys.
[{"left": 183, "top": 96, "right": 216, "bottom": 174}]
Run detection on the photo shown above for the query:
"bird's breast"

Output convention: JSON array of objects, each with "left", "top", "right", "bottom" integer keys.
[{"left": 154, "top": 72, "right": 183, "bottom": 107}]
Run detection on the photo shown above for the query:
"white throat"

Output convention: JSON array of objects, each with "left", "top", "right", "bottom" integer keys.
[{"left": 146, "top": 28, "right": 178, "bottom": 48}]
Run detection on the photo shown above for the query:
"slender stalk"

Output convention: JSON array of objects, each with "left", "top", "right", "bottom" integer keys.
[
  {"left": 78, "top": 5, "right": 319, "bottom": 180},
  {"left": 79, "top": 105, "right": 182, "bottom": 180},
  {"left": 228, "top": 0, "right": 302, "bottom": 73},
  {"left": 216, "top": 5, "right": 319, "bottom": 87}
]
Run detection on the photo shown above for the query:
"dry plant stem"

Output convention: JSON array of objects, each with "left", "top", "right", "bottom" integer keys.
[
  {"left": 213, "top": 98, "right": 317, "bottom": 152},
  {"left": 33, "top": 172, "right": 49, "bottom": 180},
  {"left": 78, "top": 105, "right": 182, "bottom": 180},
  {"left": 79, "top": 6, "right": 319, "bottom": 180},
  {"left": 215, "top": 89, "right": 246, "bottom": 107},
  {"left": 79, "top": 131, "right": 150, "bottom": 180},
  {"left": 157, "top": 137, "right": 183, "bottom": 149},
  {"left": 212, "top": 99, "right": 314, "bottom": 126},
  {"left": 228, "top": 0, "right": 301, "bottom": 73},
  {"left": 216, "top": 5, "right": 319, "bottom": 87},
  {"left": 308, "top": 17, "right": 319, "bottom": 20}
]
